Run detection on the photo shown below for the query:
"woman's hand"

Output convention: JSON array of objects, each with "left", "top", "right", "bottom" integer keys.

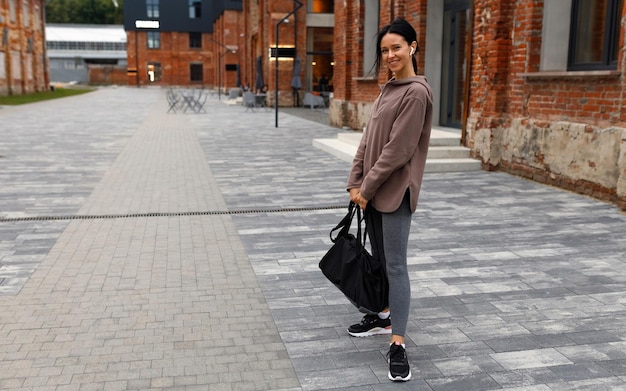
[{"left": 349, "top": 188, "right": 368, "bottom": 210}]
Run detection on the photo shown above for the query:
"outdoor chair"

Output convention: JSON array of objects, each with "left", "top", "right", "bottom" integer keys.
[
  {"left": 193, "top": 90, "right": 208, "bottom": 113},
  {"left": 178, "top": 89, "right": 206, "bottom": 114},
  {"left": 182, "top": 89, "right": 199, "bottom": 113},
  {"left": 243, "top": 91, "right": 257, "bottom": 112},
  {"left": 166, "top": 88, "right": 183, "bottom": 113}
]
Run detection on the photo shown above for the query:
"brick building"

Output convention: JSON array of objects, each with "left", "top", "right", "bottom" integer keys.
[
  {"left": 123, "top": 0, "right": 626, "bottom": 209},
  {"left": 464, "top": 0, "right": 626, "bottom": 209},
  {"left": 124, "top": 0, "right": 334, "bottom": 106},
  {"left": 0, "top": 0, "right": 48, "bottom": 96},
  {"left": 329, "top": 0, "right": 626, "bottom": 210},
  {"left": 46, "top": 24, "right": 127, "bottom": 85},
  {"left": 123, "top": 0, "right": 244, "bottom": 89},
  {"left": 237, "top": 0, "right": 334, "bottom": 106}
]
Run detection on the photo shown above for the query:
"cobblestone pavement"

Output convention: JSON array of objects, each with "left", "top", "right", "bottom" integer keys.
[{"left": 2, "top": 87, "right": 626, "bottom": 390}]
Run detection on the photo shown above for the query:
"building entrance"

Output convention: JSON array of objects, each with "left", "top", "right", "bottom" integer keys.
[
  {"left": 306, "top": 27, "right": 333, "bottom": 94},
  {"left": 441, "top": 0, "right": 470, "bottom": 128}
]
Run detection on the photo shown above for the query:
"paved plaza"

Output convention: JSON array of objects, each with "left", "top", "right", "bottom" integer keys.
[{"left": 2, "top": 86, "right": 626, "bottom": 390}]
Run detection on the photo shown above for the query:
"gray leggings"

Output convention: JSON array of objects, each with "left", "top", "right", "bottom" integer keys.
[{"left": 366, "top": 192, "right": 412, "bottom": 337}]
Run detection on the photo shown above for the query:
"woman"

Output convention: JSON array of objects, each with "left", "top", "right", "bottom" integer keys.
[{"left": 346, "top": 18, "right": 433, "bottom": 382}]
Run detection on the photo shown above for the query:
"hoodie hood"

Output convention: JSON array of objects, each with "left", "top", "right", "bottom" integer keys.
[
  {"left": 380, "top": 75, "right": 429, "bottom": 92},
  {"left": 387, "top": 75, "right": 428, "bottom": 86}
]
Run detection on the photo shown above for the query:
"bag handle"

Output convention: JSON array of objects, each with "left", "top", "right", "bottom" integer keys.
[
  {"left": 330, "top": 202, "right": 369, "bottom": 250},
  {"left": 355, "top": 205, "right": 367, "bottom": 250},
  {"left": 330, "top": 202, "right": 357, "bottom": 242}
]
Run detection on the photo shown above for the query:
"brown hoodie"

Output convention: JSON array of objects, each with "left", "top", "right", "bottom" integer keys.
[{"left": 347, "top": 76, "right": 433, "bottom": 213}]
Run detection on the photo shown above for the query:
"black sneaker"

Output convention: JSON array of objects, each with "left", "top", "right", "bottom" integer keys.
[
  {"left": 347, "top": 314, "right": 392, "bottom": 337},
  {"left": 387, "top": 343, "right": 411, "bottom": 381}
]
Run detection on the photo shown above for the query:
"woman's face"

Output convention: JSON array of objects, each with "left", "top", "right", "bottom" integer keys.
[{"left": 380, "top": 32, "right": 414, "bottom": 78}]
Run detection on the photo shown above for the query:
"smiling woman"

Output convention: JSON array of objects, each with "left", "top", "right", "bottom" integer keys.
[{"left": 345, "top": 17, "right": 432, "bottom": 383}]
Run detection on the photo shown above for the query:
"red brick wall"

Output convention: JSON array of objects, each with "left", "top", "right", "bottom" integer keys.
[
  {"left": 467, "top": 0, "right": 514, "bottom": 128},
  {"left": 127, "top": 30, "right": 217, "bottom": 87},
  {"left": 404, "top": 1, "right": 427, "bottom": 75},
  {"left": 89, "top": 65, "right": 128, "bottom": 85},
  {"left": 331, "top": 0, "right": 385, "bottom": 127},
  {"left": 243, "top": 0, "right": 256, "bottom": 92},
  {"left": 329, "top": 0, "right": 348, "bottom": 103},
  {"left": 212, "top": 10, "right": 245, "bottom": 93},
  {"left": 467, "top": 0, "right": 626, "bottom": 209},
  {"left": 469, "top": 0, "right": 626, "bottom": 140},
  {"left": 0, "top": 0, "right": 47, "bottom": 96},
  {"left": 522, "top": 75, "right": 623, "bottom": 125}
]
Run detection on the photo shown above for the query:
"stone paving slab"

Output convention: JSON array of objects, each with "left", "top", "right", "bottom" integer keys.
[
  {"left": 2, "top": 87, "right": 626, "bottom": 390},
  {"left": 0, "top": 88, "right": 301, "bottom": 390},
  {"left": 187, "top": 98, "right": 626, "bottom": 389}
]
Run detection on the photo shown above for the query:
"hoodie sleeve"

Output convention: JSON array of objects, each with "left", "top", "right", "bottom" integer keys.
[{"left": 359, "top": 85, "right": 429, "bottom": 201}]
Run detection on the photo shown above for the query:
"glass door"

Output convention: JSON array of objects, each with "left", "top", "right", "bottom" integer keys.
[
  {"left": 306, "top": 27, "right": 334, "bottom": 93},
  {"left": 441, "top": 0, "right": 470, "bottom": 128}
]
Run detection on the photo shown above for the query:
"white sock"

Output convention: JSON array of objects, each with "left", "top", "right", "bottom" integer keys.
[
  {"left": 390, "top": 342, "right": 406, "bottom": 348},
  {"left": 378, "top": 311, "right": 390, "bottom": 320}
]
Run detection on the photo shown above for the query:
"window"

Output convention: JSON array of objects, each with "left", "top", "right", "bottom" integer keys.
[
  {"left": 146, "top": 0, "right": 159, "bottom": 18},
  {"left": 9, "top": 0, "right": 16, "bottom": 22},
  {"left": 190, "top": 63, "right": 203, "bottom": 82},
  {"left": 34, "top": 5, "right": 40, "bottom": 29},
  {"left": 22, "top": 0, "right": 29, "bottom": 27},
  {"left": 147, "top": 62, "right": 161, "bottom": 82},
  {"left": 47, "top": 41, "right": 126, "bottom": 51},
  {"left": 362, "top": 0, "right": 379, "bottom": 77},
  {"left": 147, "top": 31, "right": 160, "bottom": 49},
  {"left": 189, "top": 32, "right": 202, "bottom": 49},
  {"left": 189, "top": 0, "right": 201, "bottom": 19},
  {"left": 568, "top": 0, "right": 622, "bottom": 70}
]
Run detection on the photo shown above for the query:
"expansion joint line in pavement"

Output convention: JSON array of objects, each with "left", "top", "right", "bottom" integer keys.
[{"left": 0, "top": 204, "right": 347, "bottom": 222}]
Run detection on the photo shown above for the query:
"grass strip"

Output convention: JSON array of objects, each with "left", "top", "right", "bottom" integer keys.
[{"left": 0, "top": 87, "right": 94, "bottom": 105}]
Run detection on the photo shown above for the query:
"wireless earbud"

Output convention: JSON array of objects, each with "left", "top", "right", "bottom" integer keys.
[{"left": 410, "top": 48, "right": 414, "bottom": 56}]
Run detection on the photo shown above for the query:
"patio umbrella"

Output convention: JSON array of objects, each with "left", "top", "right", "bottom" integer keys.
[
  {"left": 255, "top": 56, "right": 265, "bottom": 92},
  {"left": 290, "top": 57, "right": 302, "bottom": 90}
]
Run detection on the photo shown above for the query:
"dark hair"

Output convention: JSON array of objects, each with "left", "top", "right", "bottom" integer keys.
[{"left": 370, "top": 18, "right": 419, "bottom": 77}]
